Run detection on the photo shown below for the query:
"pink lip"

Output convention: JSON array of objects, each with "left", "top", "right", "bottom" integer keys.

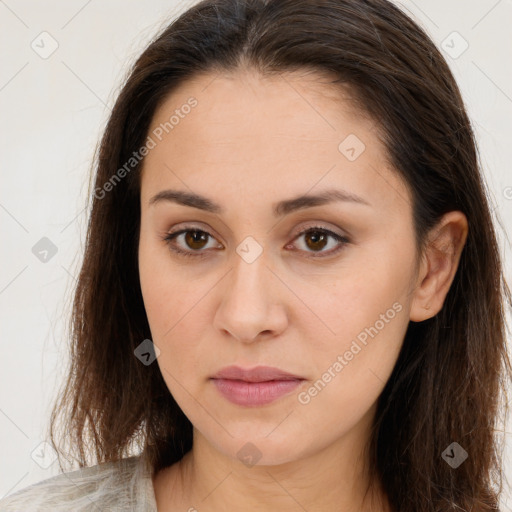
[{"left": 210, "top": 365, "right": 305, "bottom": 407}]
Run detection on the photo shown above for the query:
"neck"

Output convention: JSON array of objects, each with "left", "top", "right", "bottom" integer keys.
[{"left": 154, "top": 420, "right": 390, "bottom": 512}]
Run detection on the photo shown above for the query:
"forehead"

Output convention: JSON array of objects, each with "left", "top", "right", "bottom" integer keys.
[
  {"left": 150, "top": 67, "right": 369, "bottom": 141},
  {"left": 140, "top": 68, "right": 411, "bottom": 217}
]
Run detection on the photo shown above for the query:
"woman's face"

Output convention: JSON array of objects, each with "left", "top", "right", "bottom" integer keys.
[{"left": 138, "top": 69, "right": 419, "bottom": 466}]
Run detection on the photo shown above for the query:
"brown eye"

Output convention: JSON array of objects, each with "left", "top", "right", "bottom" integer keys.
[
  {"left": 290, "top": 226, "right": 349, "bottom": 258},
  {"left": 303, "top": 230, "right": 329, "bottom": 252},
  {"left": 184, "top": 230, "right": 209, "bottom": 250},
  {"left": 163, "top": 228, "right": 222, "bottom": 259},
  {"left": 163, "top": 225, "right": 349, "bottom": 260}
]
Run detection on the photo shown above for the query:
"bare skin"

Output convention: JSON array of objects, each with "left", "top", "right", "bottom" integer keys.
[{"left": 137, "top": 67, "right": 468, "bottom": 511}]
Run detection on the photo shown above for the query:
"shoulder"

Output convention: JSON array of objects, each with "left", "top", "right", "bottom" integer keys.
[{"left": 0, "top": 454, "right": 156, "bottom": 512}]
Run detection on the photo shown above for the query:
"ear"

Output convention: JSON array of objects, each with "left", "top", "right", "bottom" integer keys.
[{"left": 409, "top": 211, "right": 468, "bottom": 322}]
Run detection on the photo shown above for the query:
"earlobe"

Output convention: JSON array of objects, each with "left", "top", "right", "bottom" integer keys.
[{"left": 409, "top": 211, "right": 468, "bottom": 322}]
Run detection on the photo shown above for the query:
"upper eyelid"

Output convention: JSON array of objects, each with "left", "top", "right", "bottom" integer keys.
[
  {"left": 166, "top": 224, "right": 348, "bottom": 249},
  {"left": 167, "top": 221, "right": 347, "bottom": 239}
]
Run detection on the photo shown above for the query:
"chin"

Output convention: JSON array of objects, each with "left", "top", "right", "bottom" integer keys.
[{"left": 213, "top": 432, "right": 312, "bottom": 468}]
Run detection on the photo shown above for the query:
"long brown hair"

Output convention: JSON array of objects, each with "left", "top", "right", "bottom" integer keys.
[{"left": 48, "top": 1, "right": 512, "bottom": 510}]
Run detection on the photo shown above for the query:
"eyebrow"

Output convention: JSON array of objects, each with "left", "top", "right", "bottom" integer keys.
[{"left": 148, "top": 188, "right": 371, "bottom": 216}]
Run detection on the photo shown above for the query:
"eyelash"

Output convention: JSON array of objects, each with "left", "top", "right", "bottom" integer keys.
[{"left": 162, "top": 225, "right": 349, "bottom": 260}]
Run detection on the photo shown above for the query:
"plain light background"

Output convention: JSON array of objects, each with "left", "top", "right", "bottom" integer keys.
[{"left": 1, "top": 0, "right": 511, "bottom": 506}]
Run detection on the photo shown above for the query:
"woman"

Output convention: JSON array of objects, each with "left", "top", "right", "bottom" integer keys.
[{"left": 1, "top": 0, "right": 510, "bottom": 510}]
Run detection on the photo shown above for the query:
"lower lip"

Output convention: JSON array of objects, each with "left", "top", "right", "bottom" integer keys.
[{"left": 211, "top": 378, "right": 303, "bottom": 406}]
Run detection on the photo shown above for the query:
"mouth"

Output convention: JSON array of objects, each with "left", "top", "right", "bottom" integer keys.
[{"left": 210, "top": 365, "right": 306, "bottom": 407}]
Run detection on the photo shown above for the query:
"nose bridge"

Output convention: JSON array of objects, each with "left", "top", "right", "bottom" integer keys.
[
  {"left": 227, "top": 231, "right": 269, "bottom": 296},
  {"left": 226, "top": 243, "right": 270, "bottom": 313},
  {"left": 214, "top": 241, "right": 287, "bottom": 342}
]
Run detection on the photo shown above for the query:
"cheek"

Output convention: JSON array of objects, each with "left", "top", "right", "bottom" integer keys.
[
  {"left": 138, "top": 242, "right": 216, "bottom": 391},
  {"left": 294, "top": 247, "right": 412, "bottom": 414},
  {"left": 294, "top": 292, "right": 408, "bottom": 448},
  {"left": 299, "top": 291, "right": 407, "bottom": 403},
  {"left": 140, "top": 275, "right": 217, "bottom": 345},
  {"left": 299, "top": 252, "right": 412, "bottom": 356},
  {"left": 138, "top": 232, "right": 203, "bottom": 338}
]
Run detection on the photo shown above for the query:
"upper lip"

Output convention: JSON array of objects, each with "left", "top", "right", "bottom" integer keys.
[{"left": 211, "top": 365, "right": 305, "bottom": 382}]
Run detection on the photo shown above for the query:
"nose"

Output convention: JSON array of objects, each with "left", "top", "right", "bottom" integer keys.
[{"left": 213, "top": 249, "right": 289, "bottom": 343}]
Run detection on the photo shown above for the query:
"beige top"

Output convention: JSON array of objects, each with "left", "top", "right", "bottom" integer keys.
[{"left": 0, "top": 452, "right": 158, "bottom": 511}]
